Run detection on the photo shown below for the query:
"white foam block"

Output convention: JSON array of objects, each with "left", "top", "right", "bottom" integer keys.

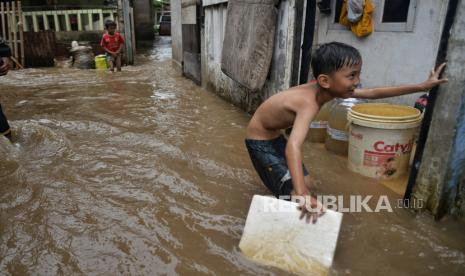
[{"left": 239, "top": 195, "right": 343, "bottom": 275}]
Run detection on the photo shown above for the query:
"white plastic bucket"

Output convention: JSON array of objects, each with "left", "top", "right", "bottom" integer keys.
[{"left": 347, "top": 104, "right": 423, "bottom": 179}]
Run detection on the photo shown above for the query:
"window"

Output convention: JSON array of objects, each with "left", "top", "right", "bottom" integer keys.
[
  {"left": 382, "top": 0, "right": 410, "bottom": 22},
  {"left": 329, "top": 0, "right": 417, "bottom": 32},
  {"left": 377, "top": 0, "right": 416, "bottom": 31},
  {"left": 334, "top": 0, "right": 344, "bottom": 23}
]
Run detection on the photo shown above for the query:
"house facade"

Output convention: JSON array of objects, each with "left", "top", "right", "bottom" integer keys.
[{"left": 170, "top": 0, "right": 465, "bottom": 219}]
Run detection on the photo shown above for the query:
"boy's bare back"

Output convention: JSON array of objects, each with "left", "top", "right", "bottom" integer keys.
[{"left": 246, "top": 83, "right": 321, "bottom": 140}]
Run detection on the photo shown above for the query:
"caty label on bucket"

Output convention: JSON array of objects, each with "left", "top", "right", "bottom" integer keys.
[{"left": 348, "top": 125, "right": 417, "bottom": 179}]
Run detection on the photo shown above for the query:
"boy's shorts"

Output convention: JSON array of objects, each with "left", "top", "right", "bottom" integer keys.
[
  {"left": 106, "top": 53, "right": 114, "bottom": 63},
  {"left": 0, "top": 103, "right": 11, "bottom": 137},
  {"left": 245, "top": 135, "right": 309, "bottom": 198},
  {"left": 106, "top": 53, "right": 120, "bottom": 63}
]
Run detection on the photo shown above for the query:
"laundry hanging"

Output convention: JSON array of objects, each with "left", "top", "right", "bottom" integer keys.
[
  {"left": 347, "top": 0, "right": 364, "bottom": 23},
  {"left": 339, "top": 0, "right": 374, "bottom": 37}
]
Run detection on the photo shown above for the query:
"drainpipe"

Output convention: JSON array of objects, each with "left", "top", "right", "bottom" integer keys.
[
  {"left": 122, "top": 0, "right": 134, "bottom": 64},
  {"left": 290, "top": 0, "right": 305, "bottom": 86},
  {"left": 299, "top": 0, "right": 316, "bottom": 84},
  {"left": 403, "top": 0, "right": 459, "bottom": 209}
]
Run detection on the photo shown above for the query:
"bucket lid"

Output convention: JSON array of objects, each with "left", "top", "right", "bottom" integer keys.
[
  {"left": 348, "top": 111, "right": 423, "bottom": 124},
  {"left": 347, "top": 104, "right": 423, "bottom": 129},
  {"left": 350, "top": 103, "right": 421, "bottom": 121},
  {"left": 348, "top": 109, "right": 423, "bottom": 129}
]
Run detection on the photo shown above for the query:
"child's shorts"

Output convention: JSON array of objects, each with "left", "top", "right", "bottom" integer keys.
[
  {"left": 106, "top": 53, "right": 120, "bottom": 64},
  {"left": 106, "top": 53, "right": 114, "bottom": 63},
  {"left": 245, "top": 135, "right": 309, "bottom": 198},
  {"left": 0, "top": 103, "right": 11, "bottom": 137}
]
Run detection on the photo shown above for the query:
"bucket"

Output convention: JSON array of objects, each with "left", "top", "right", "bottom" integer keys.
[
  {"left": 325, "top": 98, "right": 366, "bottom": 155},
  {"left": 94, "top": 55, "right": 107, "bottom": 70},
  {"left": 347, "top": 103, "right": 423, "bottom": 179},
  {"left": 308, "top": 99, "right": 335, "bottom": 143}
]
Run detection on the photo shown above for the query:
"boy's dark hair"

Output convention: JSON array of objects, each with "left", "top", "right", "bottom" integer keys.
[
  {"left": 311, "top": 42, "right": 362, "bottom": 78},
  {"left": 105, "top": 20, "right": 117, "bottom": 29}
]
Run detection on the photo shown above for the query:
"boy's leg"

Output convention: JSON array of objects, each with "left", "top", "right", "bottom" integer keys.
[
  {"left": 245, "top": 137, "right": 295, "bottom": 198},
  {"left": 0, "top": 103, "right": 12, "bottom": 140},
  {"left": 107, "top": 54, "right": 115, "bottom": 71},
  {"left": 275, "top": 135, "right": 312, "bottom": 194},
  {"left": 116, "top": 54, "right": 121, "bottom": 71},
  {"left": 109, "top": 59, "right": 115, "bottom": 71}
]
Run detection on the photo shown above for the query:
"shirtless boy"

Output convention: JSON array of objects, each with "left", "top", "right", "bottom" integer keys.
[{"left": 245, "top": 42, "right": 447, "bottom": 223}]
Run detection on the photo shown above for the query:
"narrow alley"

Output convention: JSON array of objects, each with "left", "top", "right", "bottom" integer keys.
[{"left": 0, "top": 37, "right": 464, "bottom": 275}]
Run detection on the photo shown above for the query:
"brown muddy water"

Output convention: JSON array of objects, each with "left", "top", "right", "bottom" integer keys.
[{"left": 0, "top": 37, "right": 464, "bottom": 275}]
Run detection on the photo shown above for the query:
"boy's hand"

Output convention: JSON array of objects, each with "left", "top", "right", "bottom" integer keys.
[
  {"left": 0, "top": 57, "right": 11, "bottom": 76},
  {"left": 421, "top": 62, "right": 448, "bottom": 91},
  {"left": 292, "top": 192, "right": 325, "bottom": 224}
]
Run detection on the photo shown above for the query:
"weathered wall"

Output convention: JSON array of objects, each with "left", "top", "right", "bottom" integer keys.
[
  {"left": 314, "top": 0, "right": 449, "bottom": 106},
  {"left": 202, "top": 0, "right": 301, "bottom": 113},
  {"left": 457, "top": 171, "right": 465, "bottom": 218},
  {"left": 413, "top": 0, "right": 465, "bottom": 218},
  {"left": 22, "top": 0, "right": 114, "bottom": 7},
  {"left": 171, "top": 0, "right": 183, "bottom": 68},
  {"left": 133, "top": 0, "right": 154, "bottom": 40},
  {"left": 181, "top": 0, "right": 201, "bottom": 84}
]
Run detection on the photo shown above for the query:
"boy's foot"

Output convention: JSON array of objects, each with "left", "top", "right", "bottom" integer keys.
[{"left": 5, "top": 132, "right": 13, "bottom": 142}]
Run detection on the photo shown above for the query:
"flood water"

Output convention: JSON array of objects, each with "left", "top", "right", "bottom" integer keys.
[{"left": 1, "top": 37, "right": 464, "bottom": 275}]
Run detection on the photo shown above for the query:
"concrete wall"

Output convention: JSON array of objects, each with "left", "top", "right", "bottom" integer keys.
[
  {"left": 201, "top": 0, "right": 302, "bottom": 113},
  {"left": 413, "top": 0, "right": 465, "bottom": 219},
  {"left": 457, "top": 172, "right": 465, "bottom": 218},
  {"left": 133, "top": 0, "right": 154, "bottom": 40},
  {"left": 171, "top": 0, "right": 183, "bottom": 67},
  {"left": 22, "top": 0, "right": 113, "bottom": 7},
  {"left": 314, "top": 0, "right": 449, "bottom": 105}
]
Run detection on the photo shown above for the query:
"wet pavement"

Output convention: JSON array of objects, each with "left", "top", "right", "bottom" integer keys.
[{"left": 0, "top": 37, "right": 464, "bottom": 275}]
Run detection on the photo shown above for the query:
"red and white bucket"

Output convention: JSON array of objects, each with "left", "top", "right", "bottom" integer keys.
[{"left": 347, "top": 104, "right": 423, "bottom": 179}]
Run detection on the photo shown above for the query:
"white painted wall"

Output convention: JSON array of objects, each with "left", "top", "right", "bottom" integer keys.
[
  {"left": 171, "top": 0, "right": 183, "bottom": 67},
  {"left": 314, "top": 0, "right": 449, "bottom": 105}
]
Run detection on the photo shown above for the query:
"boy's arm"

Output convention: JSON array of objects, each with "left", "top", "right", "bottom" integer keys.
[
  {"left": 102, "top": 46, "right": 116, "bottom": 55},
  {"left": 115, "top": 34, "right": 125, "bottom": 54},
  {"left": 0, "top": 36, "right": 11, "bottom": 76},
  {"left": 100, "top": 37, "right": 116, "bottom": 55},
  {"left": 286, "top": 107, "right": 314, "bottom": 196},
  {"left": 353, "top": 63, "right": 448, "bottom": 99},
  {"left": 116, "top": 43, "right": 124, "bottom": 54},
  {"left": 286, "top": 102, "right": 324, "bottom": 223}
]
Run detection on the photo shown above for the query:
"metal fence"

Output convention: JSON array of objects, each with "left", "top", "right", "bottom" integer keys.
[
  {"left": 0, "top": 0, "right": 25, "bottom": 68},
  {"left": 21, "top": 8, "right": 118, "bottom": 32}
]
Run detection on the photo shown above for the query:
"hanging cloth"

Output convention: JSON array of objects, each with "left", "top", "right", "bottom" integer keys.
[
  {"left": 347, "top": 0, "right": 365, "bottom": 23},
  {"left": 339, "top": 0, "right": 374, "bottom": 37}
]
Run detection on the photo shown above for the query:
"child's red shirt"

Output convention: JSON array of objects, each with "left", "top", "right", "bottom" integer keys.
[{"left": 100, "top": 33, "right": 125, "bottom": 53}]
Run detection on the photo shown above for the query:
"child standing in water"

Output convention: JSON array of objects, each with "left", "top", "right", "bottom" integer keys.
[
  {"left": 245, "top": 42, "right": 448, "bottom": 223},
  {"left": 0, "top": 35, "right": 12, "bottom": 140},
  {"left": 100, "top": 20, "right": 125, "bottom": 72}
]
